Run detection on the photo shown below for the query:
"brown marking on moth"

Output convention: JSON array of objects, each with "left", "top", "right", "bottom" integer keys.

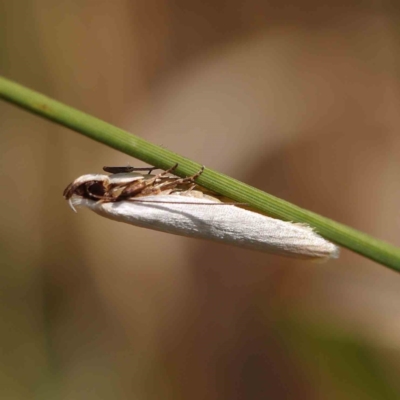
[
  {"left": 86, "top": 182, "right": 107, "bottom": 199},
  {"left": 64, "top": 180, "right": 97, "bottom": 199},
  {"left": 113, "top": 164, "right": 178, "bottom": 199},
  {"left": 118, "top": 179, "right": 150, "bottom": 198},
  {"left": 64, "top": 180, "right": 108, "bottom": 201},
  {"left": 63, "top": 164, "right": 214, "bottom": 204},
  {"left": 110, "top": 163, "right": 190, "bottom": 199},
  {"left": 148, "top": 166, "right": 204, "bottom": 193}
]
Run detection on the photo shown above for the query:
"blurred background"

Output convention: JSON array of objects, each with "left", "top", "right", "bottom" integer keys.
[{"left": 1, "top": 1, "right": 400, "bottom": 399}]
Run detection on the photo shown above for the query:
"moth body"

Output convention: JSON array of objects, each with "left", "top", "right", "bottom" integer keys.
[{"left": 64, "top": 166, "right": 340, "bottom": 261}]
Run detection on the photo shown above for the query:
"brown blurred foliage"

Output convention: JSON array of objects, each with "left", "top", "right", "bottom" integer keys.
[{"left": 1, "top": 1, "right": 400, "bottom": 399}]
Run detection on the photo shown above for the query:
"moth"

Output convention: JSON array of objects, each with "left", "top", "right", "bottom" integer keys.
[{"left": 63, "top": 164, "right": 339, "bottom": 261}]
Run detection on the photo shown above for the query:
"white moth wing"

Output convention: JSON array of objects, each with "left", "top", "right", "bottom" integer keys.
[{"left": 71, "top": 194, "right": 339, "bottom": 261}]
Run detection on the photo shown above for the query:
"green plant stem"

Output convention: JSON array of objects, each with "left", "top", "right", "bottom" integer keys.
[{"left": 1, "top": 75, "right": 400, "bottom": 272}]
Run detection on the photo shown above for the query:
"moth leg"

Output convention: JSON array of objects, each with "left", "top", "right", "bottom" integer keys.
[
  {"left": 154, "top": 163, "right": 179, "bottom": 177},
  {"left": 147, "top": 166, "right": 157, "bottom": 174},
  {"left": 152, "top": 166, "right": 205, "bottom": 192},
  {"left": 132, "top": 166, "right": 203, "bottom": 197},
  {"left": 186, "top": 183, "right": 197, "bottom": 192},
  {"left": 115, "top": 164, "right": 179, "bottom": 199},
  {"left": 108, "top": 164, "right": 203, "bottom": 200},
  {"left": 189, "top": 166, "right": 205, "bottom": 180}
]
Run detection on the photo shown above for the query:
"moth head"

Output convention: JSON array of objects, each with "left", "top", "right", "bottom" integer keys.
[
  {"left": 63, "top": 174, "right": 111, "bottom": 212},
  {"left": 63, "top": 173, "right": 148, "bottom": 212}
]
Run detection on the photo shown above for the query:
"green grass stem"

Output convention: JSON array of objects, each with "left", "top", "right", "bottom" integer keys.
[{"left": 1, "top": 75, "right": 400, "bottom": 272}]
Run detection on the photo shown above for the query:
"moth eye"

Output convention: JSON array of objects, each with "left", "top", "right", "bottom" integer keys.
[{"left": 87, "top": 182, "right": 106, "bottom": 198}]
